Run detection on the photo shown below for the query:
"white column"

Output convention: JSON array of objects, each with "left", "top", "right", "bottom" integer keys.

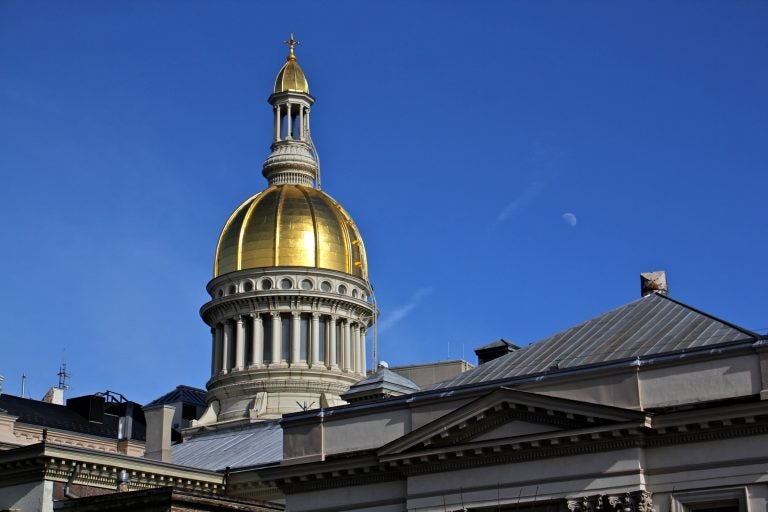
[
  {"left": 329, "top": 316, "right": 338, "bottom": 369},
  {"left": 274, "top": 105, "right": 281, "bottom": 142},
  {"left": 271, "top": 313, "right": 281, "bottom": 365},
  {"left": 351, "top": 323, "right": 358, "bottom": 374},
  {"left": 343, "top": 319, "right": 352, "bottom": 372},
  {"left": 286, "top": 104, "right": 292, "bottom": 140},
  {"left": 234, "top": 316, "right": 245, "bottom": 370},
  {"left": 305, "top": 107, "right": 310, "bottom": 135},
  {"left": 221, "top": 321, "right": 231, "bottom": 373},
  {"left": 311, "top": 313, "right": 321, "bottom": 367},
  {"left": 291, "top": 312, "right": 301, "bottom": 365},
  {"left": 360, "top": 327, "right": 367, "bottom": 375},
  {"left": 297, "top": 106, "right": 304, "bottom": 140},
  {"left": 251, "top": 314, "right": 263, "bottom": 367}
]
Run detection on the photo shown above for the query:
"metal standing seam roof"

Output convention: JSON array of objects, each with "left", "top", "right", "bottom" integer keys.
[
  {"left": 145, "top": 385, "right": 207, "bottom": 408},
  {"left": 343, "top": 368, "right": 420, "bottom": 396},
  {"left": 171, "top": 420, "right": 283, "bottom": 471},
  {"left": 431, "top": 293, "right": 759, "bottom": 390}
]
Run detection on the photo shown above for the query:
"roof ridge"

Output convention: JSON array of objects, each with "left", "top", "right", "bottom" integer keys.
[{"left": 653, "top": 293, "right": 758, "bottom": 339}]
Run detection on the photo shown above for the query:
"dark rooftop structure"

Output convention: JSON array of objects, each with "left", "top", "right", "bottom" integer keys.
[
  {"left": 145, "top": 385, "right": 206, "bottom": 409},
  {"left": 0, "top": 393, "right": 145, "bottom": 441},
  {"left": 474, "top": 338, "right": 520, "bottom": 365}
]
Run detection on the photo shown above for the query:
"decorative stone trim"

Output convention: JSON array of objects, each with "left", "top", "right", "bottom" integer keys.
[
  {"left": 568, "top": 491, "right": 654, "bottom": 512},
  {"left": 0, "top": 443, "right": 224, "bottom": 493}
]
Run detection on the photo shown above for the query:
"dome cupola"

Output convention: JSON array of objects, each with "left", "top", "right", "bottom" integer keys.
[{"left": 198, "top": 36, "right": 375, "bottom": 425}]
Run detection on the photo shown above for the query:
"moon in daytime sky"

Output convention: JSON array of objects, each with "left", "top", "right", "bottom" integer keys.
[{"left": 562, "top": 212, "right": 578, "bottom": 227}]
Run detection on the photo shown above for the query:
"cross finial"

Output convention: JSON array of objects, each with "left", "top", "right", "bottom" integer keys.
[{"left": 284, "top": 33, "right": 300, "bottom": 60}]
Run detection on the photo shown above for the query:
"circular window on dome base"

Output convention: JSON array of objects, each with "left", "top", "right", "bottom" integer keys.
[
  {"left": 260, "top": 279, "right": 273, "bottom": 291},
  {"left": 280, "top": 278, "right": 293, "bottom": 290},
  {"left": 338, "top": 285, "right": 347, "bottom": 295},
  {"left": 320, "top": 281, "right": 332, "bottom": 292},
  {"left": 301, "top": 279, "right": 313, "bottom": 290}
]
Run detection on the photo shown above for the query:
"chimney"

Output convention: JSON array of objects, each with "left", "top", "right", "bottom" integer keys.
[
  {"left": 42, "top": 387, "right": 65, "bottom": 405},
  {"left": 641, "top": 271, "right": 668, "bottom": 297},
  {"left": 474, "top": 339, "right": 520, "bottom": 365},
  {"left": 144, "top": 404, "right": 175, "bottom": 462}
]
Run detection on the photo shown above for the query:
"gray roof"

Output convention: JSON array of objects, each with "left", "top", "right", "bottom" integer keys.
[
  {"left": 344, "top": 368, "right": 420, "bottom": 396},
  {"left": 146, "top": 385, "right": 207, "bottom": 408},
  {"left": 475, "top": 338, "right": 519, "bottom": 351},
  {"left": 172, "top": 420, "right": 282, "bottom": 471},
  {"left": 432, "top": 293, "right": 758, "bottom": 390}
]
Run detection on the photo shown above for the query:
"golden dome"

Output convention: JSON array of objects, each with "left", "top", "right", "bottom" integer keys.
[
  {"left": 273, "top": 41, "right": 309, "bottom": 94},
  {"left": 214, "top": 185, "right": 368, "bottom": 279}
]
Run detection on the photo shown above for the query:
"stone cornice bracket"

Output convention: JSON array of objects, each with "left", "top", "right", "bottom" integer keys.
[{"left": 568, "top": 492, "right": 654, "bottom": 512}]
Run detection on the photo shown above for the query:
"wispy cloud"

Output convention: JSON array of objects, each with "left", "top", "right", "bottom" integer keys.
[
  {"left": 378, "top": 287, "right": 433, "bottom": 333},
  {"left": 497, "top": 181, "right": 545, "bottom": 223},
  {"left": 561, "top": 212, "right": 578, "bottom": 227}
]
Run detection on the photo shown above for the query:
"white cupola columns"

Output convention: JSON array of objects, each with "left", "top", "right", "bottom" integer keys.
[{"left": 209, "top": 313, "right": 369, "bottom": 377}]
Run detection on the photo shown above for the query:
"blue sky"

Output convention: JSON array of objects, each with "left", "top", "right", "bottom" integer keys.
[{"left": 1, "top": 1, "right": 766, "bottom": 404}]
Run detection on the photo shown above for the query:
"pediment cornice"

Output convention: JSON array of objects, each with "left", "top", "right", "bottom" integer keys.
[{"left": 379, "top": 388, "right": 647, "bottom": 457}]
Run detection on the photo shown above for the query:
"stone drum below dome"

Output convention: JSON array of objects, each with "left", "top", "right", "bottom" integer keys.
[{"left": 214, "top": 184, "right": 368, "bottom": 279}]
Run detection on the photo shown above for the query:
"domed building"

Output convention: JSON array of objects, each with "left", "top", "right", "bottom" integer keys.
[{"left": 197, "top": 36, "right": 375, "bottom": 424}]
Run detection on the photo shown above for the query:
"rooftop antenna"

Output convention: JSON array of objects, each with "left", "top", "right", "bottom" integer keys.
[
  {"left": 307, "top": 129, "right": 322, "bottom": 190},
  {"left": 57, "top": 363, "right": 71, "bottom": 390},
  {"left": 371, "top": 289, "right": 379, "bottom": 371},
  {"left": 21, "top": 373, "right": 26, "bottom": 398}
]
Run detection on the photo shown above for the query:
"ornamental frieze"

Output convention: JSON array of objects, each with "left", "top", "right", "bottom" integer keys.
[{"left": 567, "top": 491, "right": 654, "bottom": 512}]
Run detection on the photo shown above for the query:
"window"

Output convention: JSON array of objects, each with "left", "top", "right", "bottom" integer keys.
[
  {"left": 281, "top": 315, "right": 291, "bottom": 360},
  {"left": 670, "top": 488, "right": 747, "bottom": 512}
]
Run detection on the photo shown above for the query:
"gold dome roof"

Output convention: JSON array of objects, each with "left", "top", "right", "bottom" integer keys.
[
  {"left": 273, "top": 37, "right": 309, "bottom": 94},
  {"left": 214, "top": 185, "right": 368, "bottom": 279}
]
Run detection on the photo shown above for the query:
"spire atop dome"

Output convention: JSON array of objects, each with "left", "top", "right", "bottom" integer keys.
[
  {"left": 274, "top": 33, "right": 309, "bottom": 94},
  {"left": 284, "top": 33, "right": 300, "bottom": 61}
]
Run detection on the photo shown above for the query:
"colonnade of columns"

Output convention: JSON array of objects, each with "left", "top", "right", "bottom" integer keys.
[
  {"left": 273, "top": 103, "right": 310, "bottom": 142},
  {"left": 210, "top": 312, "right": 366, "bottom": 377}
]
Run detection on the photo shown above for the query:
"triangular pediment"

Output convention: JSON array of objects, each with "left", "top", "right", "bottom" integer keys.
[{"left": 379, "top": 387, "right": 646, "bottom": 456}]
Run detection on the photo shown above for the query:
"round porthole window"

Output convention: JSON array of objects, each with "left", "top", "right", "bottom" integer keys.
[
  {"left": 281, "top": 278, "right": 293, "bottom": 290},
  {"left": 301, "top": 279, "right": 313, "bottom": 290},
  {"left": 338, "top": 285, "right": 347, "bottom": 295},
  {"left": 320, "top": 281, "right": 332, "bottom": 292},
  {"left": 217, "top": 289, "right": 224, "bottom": 298},
  {"left": 228, "top": 285, "right": 237, "bottom": 295},
  {"left": 352, "top": 289, "right": 358, "bottom": 298},
  {"left": 243, "top": 281, "right": 254, "bottom": 292},
  {"left": 260, "top": 279, "right": 272, "bottom": 291}
]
